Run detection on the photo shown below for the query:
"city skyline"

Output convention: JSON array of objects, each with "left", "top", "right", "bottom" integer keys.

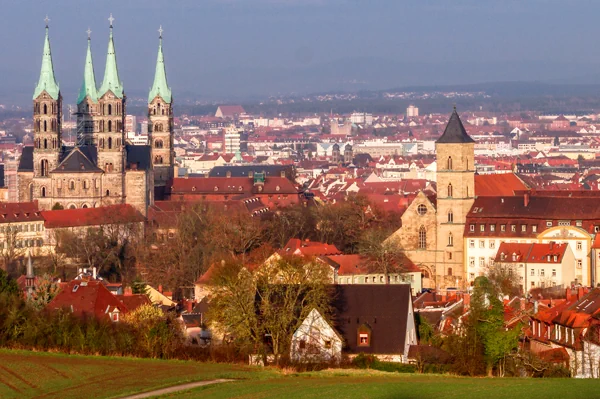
[{"left": 3, "top": 1, "right": 600, "bottom": 104}]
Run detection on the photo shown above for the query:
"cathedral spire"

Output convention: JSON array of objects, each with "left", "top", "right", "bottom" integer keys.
[
  {"left": 99, "top": 14, "right": 124, "bottom": 99},
  {"left": 33, "top": 16, "right": 60, "bottom": 100},
  {"left": 148, "top": 25, "right": 172, "bottom": 104},
  {"left": 77, "top": 29, "right": 98, "bottom": 104}
]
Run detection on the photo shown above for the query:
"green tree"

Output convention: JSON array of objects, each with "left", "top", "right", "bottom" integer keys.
[{"left": 0, "top": 269, "right": 19, "bottom": 297}]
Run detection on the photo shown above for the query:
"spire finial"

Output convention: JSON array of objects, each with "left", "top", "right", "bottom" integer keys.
[
  {"left": 108, "top": 13, "right": 115, "bottom": 28},
  {"left": 453, "top": 104, "right": 457, "bottom": 111},
  {"left": 44, "top": 15, "right": 50, "bottom": 28},
  {"left": 158, "top": 25, "right": 163, "bottom": 38},
  {"left": 87, "top": 27, "right": 92, "bottom": 40}
]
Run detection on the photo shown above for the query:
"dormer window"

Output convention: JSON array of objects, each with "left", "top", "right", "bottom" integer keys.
[{"left": 357, "top": 324, "right": 371, "bottom": 347}]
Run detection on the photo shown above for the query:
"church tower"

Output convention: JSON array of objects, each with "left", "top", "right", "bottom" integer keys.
[
  {"left": 434, "top": 107, "right": 475, "bottom": 289},
  {"left": 97, "top": 15, "right": 126, "bottom": 203},
  {"left": 148, "top": 26, "right": 174, "bottom": 187},
  {"left": 76, "top": 29, "right": 99, "bottom": 146},
  {"left": 32, "top": 18, "right": 61, "bottom": 206}
]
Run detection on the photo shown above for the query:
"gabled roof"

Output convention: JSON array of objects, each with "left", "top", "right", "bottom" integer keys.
[
  {"left": 33, "top": 25, "right": 60, "bottom": 100},
  {"left": 0, "top": 202, "right": 43, "bottom": 223},
  {"left": 282, "top": 238, "right": 341, "bottom": 257},
  {"left": 18, "top": 147, "right": 34, "bottom": 172},
  {"left": 436, "top": 108, "right": 475, "bottom": 144},
  {"left": 41, "top": 204, "right": 144, "bottom": 229},
  {"left": 475, "top": 173, "right": 528, "bottom": 197},
  {"left": 332, "top": 285, "right": 412, "bottom": 355},
  {"left": 52, "top": 147, "right": 102, "bottom": 173},
  {"left": 48, "top": 280, "right": 127, "bottom": 321}
]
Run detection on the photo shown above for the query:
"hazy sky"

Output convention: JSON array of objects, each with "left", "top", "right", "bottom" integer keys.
[{"left": 2, "top": 0, "right": 600, "bottom": 104}]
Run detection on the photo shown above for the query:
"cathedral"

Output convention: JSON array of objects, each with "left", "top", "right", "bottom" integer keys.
[{"left": 18, "top": 17, "right": 174, "bottom": 216}]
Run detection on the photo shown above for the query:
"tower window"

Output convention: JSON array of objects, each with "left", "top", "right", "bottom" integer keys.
[
  {"left": 108, "top": 121, "right": 112, "bottom": 132},
  {"left": 417, "top": 204, "right": 427, "bottom": 215},
  {"left": 154, "top": 155, "right": 163, "bottom": 164},
  {"left": 43, "top": 139, "right": 48, "bottom": 149},
  {"left": 108, "top": 104, "right": 112, "bottom": 115},
  {"left": 448, "top": 210, "right": 453, "bottom": 223},
  {"left": 448, "top": 233, "right": 453, "bottom": 247},
  {"left": 43, "top": 120, "right": 47, "bottom": 132},
  {"left": 43, "top": 104, "right": 47, "bottom": 115},
  {"left": 448, "top": 183, "right": 453, "bottom": 198},
  {"left": 40, "top": 159, "right": 49, "bottom": 177},
  {"left": 108, "top": 137, "right": 112, "bottom": 149},
  {"left": 155, "top": 139, "right": 164, "bottom": 149},
  {"left": 447, "top": 156, "right": 453, "bottom": 170},
  {"left": 106, "top": 190, "right": 110, "bottom": 196},
  {"left": 41, "top": 187, "right": 46, "bottom": 197},
  {"left": 418, "top": 226, "right": 427, "bottom": 249},
  {"left": 448, "top": 267, "right": 453, "bottom": 276},
  {"left": 69, "top": 180, "right": 75, "bottom": 190}
]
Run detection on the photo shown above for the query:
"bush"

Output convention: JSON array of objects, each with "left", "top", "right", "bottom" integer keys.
[{"left": 352, "top": 353, "right": 416, "bottom": 373}]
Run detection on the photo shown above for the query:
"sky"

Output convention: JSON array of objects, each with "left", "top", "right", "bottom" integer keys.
[{"left": 2, "top": 0, "right": 600, "bottom": 104}]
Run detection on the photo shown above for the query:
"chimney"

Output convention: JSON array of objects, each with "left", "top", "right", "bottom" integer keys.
[
  {"left": 92, "top": 267, "right": 97, "bottom": 280},
  {"left": 524, "top": 192, "right": 530, "bottom": 207},
  {"left": 158, "top": 284, "right": 163, "bottom": 294},
  {"left": 124, "top": 286, "right": 133, "bottom": 296}
]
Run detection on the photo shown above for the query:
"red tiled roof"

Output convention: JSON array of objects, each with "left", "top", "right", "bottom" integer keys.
[
  {"left": 48, "top": 280, "right": 128, "bottom": 321},
  {"left": 116, "top": 294, "right": 151, "bottom": 312},
  {"left": 495, "top": 242, "right": 568, "bottom": 264},
  {"left": 216, "top": 105, "right": 246, "bottom": 117},
  {"left": 41, "top": 204, "right": 144, "bottom": 229},
  {"left": 0, "top": 201, "right": 43, "bottom": 223},
  {"left": 474, "top": 173, "right": 528, "bottom": 197},
  {"left": 282, "top": 238, "right": 341, "bottom": 257}
]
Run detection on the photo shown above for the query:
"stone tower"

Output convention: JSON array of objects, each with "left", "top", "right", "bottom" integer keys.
[
  {"left": 76, "top": 30, "right": 99, "bottom": 146},
  {"left": 148, "top": 26, "right": 174, "bottom": 187},
  {"left": 434, "top": 107, "right": 475, "bottom": 289},
  {"left": 32, "top": 20, "right": 62, "bottom": 207},
  {"left": 344, "top": 143, "right": 353, "bottom": 164},
  {"left": 97, "top": 16, "right": 126, "bottom": 203},
  {"left": 331, "top": 143, "right": 340, "bottom": 163}
]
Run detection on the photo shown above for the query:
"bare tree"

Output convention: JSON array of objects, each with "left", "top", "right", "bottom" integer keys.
[{"left": 1, "top": 225, "right": 24, "bottom": 272}]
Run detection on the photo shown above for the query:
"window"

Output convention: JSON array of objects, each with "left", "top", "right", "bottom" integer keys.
[
  {"left": 552, "top": 269, "right": 557, "bottom": 277},
  {"left": 531, "top": 269, "right": 535, "bottom": 276},
  {"left": 40, "top": 187, "right": 46, "bottom": 197},
  {"left": 108, "top": 104, "right": 112, "bottom": 115},
  {"left": 448, "top": 233, "right": 454, "bottom": 247},
  {"left": 480, "top": 225, "right": 485, "bottom": 232},
  {"left": 490, "top": 241, "right": 496, "bottom": 249},
  {"left": 511, "top": 225, "right": 516, "bottom": 232},
  {"left": 447, "top": 211, "right": 453, "bottom": 223},
  {"left": 358, "top": 333, "right": 370, "bottom": 346},
  {"left": 69, "top": 180, "right": 75, "bottom": 190},
  {"left": 447, "top": 183, "right": 453, "bottom": 197},
  {"left": 447, "top": 156, "right": 453, "bottom": 170},
  {"left": 469, "top": 239, "right": 475, "bottom": 248},
  {"left": 479, "top": 257, "right": 485, "bottom": 267},
  {"left": 470, "top": 224, "right": 475, "bottom": 232},
  {"left": 479, "top": 240, "right": 485, "bottom": 248},
  {"left": 540, "top": 269, "right": 545, "bottom": 277},
  {"left": 108, "top": 137, "right": 112, "bottom": 149},
  {"left": 448, "top": 267, "right": 453, "bottom": 276},
  {"left": 532, "top": 225, "right": 537, "bottom": 233},
  {"left": 417, "top": 204, "right": 427, "bottom": 215},
  {"left": 155, "top": 139, "right": 164, "bottom": 149},
  {"left": 521, "top": 225, "right": 526, "bottom": 232},
  {"left": 490, "top": 224, "right": 495, "bottom": 232},
  {"left": 447, "top": 252, "right": 453, "bottom": 260},
  {"left": 418, "top": 226, "right": 426, "bottom": 249},
  {"left": 469, "top": 257, "right": 475, "bottom": 267},
  {"left": 470, "top": 273, "right": 475, "bottom": 279},
  {"left": 577, "top": 260, "right": 582, "bottom": 269},
  {"left": 501, "top": 224, "right": 506, "bottom": 232},
  {"left": 576, "top": 241, "right": 582, "bottom": 251},
  {"left": 108, "top": 120, "right": 112, "bottom": 132},
  {"left": 40, "top": 159, "right": 49, "bottom": 177},
  {"left": 546, "top": 221, "right": 553, "bottom": 227},
  {"left": 558, "top": 221, "right": 570, "bottom": 226}
]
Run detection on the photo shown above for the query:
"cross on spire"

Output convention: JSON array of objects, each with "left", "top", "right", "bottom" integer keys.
[
  {"left": 108, "top": 13, "right": 115, "bottom": 27},
  {"left": 158, "top": 25, "right": 163, "bottom": 38},
  {"left": 87, "top": 27, "right": 92, "bottom": 39},
  {"left": 44, "top": 15, "right": 50, "bottom": 28}
]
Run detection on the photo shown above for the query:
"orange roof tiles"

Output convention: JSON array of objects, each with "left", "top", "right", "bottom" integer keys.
[{"left": 474, "top": 173, "right": 528, "bottom": 197}]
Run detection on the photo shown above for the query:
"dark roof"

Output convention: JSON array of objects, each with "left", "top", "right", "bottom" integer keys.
[
  {"left": 18, "top": 146, "right": 34, "bottom": 172},
  {"left": 436, "top": 108, "right": 475, "bottom": 144},
  {"left": 126, "top": 145, "right": 152, "bottom": 171},
  {"left": 332, "top": 285, "right": 413, "bottom": 355},
  {"left": 52, "top": 147, "right": 102, "bottom": 173},
  {"left": 208, "top": 165, "right": 294, "bottom": 178}
]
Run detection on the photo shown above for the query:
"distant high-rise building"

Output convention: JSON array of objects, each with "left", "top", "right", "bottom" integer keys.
[
  {"left": 125, "top": 115, "right": 137, "bottom": 134},
  {"left": 140, "top": 120, "right": 149, "bottom": 135},
  {"left": 350, "top": 112, "right": 373, "bottom": 125},
  {"left": 223, "top": 126, "right": 241, "bottom": 155},
  {"left": 407, "top": 105, "right": 419, "bottom": 118}
]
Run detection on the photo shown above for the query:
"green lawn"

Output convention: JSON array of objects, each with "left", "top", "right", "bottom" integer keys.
[
  {"left": 0, "top": 349, "right": 271, "bottom": 399},
  {"left": 2, "top": 350, "right": 600, "bottom": 399},
  {"left": 159, "top": 369, "right": 600, "bottom": 399}
]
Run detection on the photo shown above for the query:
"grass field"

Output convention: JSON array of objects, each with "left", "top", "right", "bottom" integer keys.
[
  {"left": 2, "top": 350, "right": 600, "bottom": 399},
  {"left": 0, "top": 349, "right": 271, "bottom": 399}
]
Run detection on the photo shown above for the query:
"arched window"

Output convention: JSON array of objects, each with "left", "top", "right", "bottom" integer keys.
[
  {"left": 28, "top": 183, "right": 33, "bottom": 201},
  {"left": 69, "top": 204, "right": 76, "bottom": 210},
  {"left": 108, "top": 104, "right": 112, "bottom": 115},
  {"left": 43, "top": 138, "right": 47, "bottom": 149},
  {"left": 448, "top": 210, "right": 454, "bottom": 223},
  {"left": 82, "top": 204, "right": 88, "bottom": 209},
  {"left": 154, "top": 155, "right": 163, "bottom": 164},
  {"left": 43, "top": 120, "right": 47, "bottom": 132},
  {"left": 83, "top": 180, "right": 89, "bottom": 190},
  {"left": 106, "top": 189, "right": 110, "bottom": 196},
  {"left": 448, "top": 233, "right": 453, "bottom": 247},
  {"left": 155, "top": 124, "right": 162, "bottom": 132},
  {"left": 162, "top": 108, "right": 165, "bottom": 115},
  {"left": 418, "top": 226, "right": 427, "bottom": 249},
  {"left": 100, "top": 138, "right": 104, "bottom": 148},
  {"left": 447, "top": 156, "right": 453, "bottom": 170},
  {"left": 41, "top": 187, "right": 46, "bottom": 197},
  {"left": 448, "top": 267, "right": 453, "bottom": 276},
  {"left": 69, "top": 180, "right": 75, "bottom": 190},
  {"left": 40, "top": 159, "right": 48, "bottom": 177},
  {"left": 108, "top": 137, "right": 112, "bottom": 149},
  {"left": 108, "top": 120, "right": 112, "bottom": 132},
  {"left": 448, "top": 183, "right": 453, "bottom": 197},
  {"left": 155, "top": 139, "right": 163, "bottom": 149},
  {"left": 43, "top": 104, "right": 47, "bottom": 114}
]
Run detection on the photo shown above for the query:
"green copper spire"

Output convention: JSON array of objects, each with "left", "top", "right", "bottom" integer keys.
[
  {"left": 77, "top": 30, "right": 98, "bottom": 104},
  {"left": 99, "top": 15, "right": 124, "bottom": 99},
  {"left": 148, "top": 26, "right": 172, "bottom": 104},
  {"left": 33, "top": 18, "right": 60, "bottom": 100}
]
